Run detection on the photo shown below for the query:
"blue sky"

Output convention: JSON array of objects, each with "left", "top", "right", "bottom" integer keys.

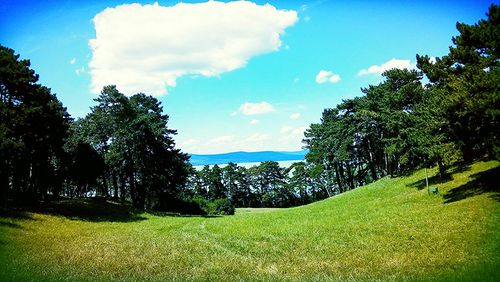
[{"left": 1, "top": 0, "right": 494, "bottom": 153}]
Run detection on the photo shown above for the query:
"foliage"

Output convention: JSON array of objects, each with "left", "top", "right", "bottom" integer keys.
[
  {"left": 0, "top": 45, "right": 70, "bottom": 208},
  {"left": 190, "top": 196, "right": 235, "bottom": 216},
  {"left": 70, "top": 86, "right": 191, "bottom": 209},
  {"left": 417, "top": 4, "right": 500, "bottom": 162}
]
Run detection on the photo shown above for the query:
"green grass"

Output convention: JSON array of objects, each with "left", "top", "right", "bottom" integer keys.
[{"left": 1, "top": 161, "right": 499, "bottom": 281}]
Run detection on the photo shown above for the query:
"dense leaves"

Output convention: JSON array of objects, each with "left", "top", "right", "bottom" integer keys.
[
  {"left": 0, "top": 45, "right": 70, "bottom": 208},
  {"left": 70, "top": 86, "right": 191, "bottom": 209}
]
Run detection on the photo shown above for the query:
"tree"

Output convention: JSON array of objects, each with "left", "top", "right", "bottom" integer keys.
[
  {"left": 417, "top": 4, "right": 500, "bottom": 162},
  {"left": 0, "top": 45, "right": 70, "bottom": 208},
  {"left": 75, "top": 86, "right": 189, "bottom": 209}
]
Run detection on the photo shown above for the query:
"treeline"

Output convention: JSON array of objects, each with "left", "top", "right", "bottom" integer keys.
[
  {"left": 183, "top": 161, "right": 327, "bottom": 209},
  {"left": 1, "top": 5, "right": 498, "bottom": 213},
  {"left": 0, "top": 47, "right": 193, "bottom": 211}
]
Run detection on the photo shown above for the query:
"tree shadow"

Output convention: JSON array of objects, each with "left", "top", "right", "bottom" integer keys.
[
  {"left": 147, "top": 210, "right": 221, "bottom": 218},
  {"left": 0, "top": 209, "right": 33, "bottom": 230},
  {"left": 4, "top": 198, "right": 147, "bottom": 223},
  {"left": 0, "top": 221, "right": 23, "bottom": 229},
  {"left": 0, "top": 209, "right": 35, "bottom": 221},
  {"left": 38, "top": 198, "right": 148, "bottom": 222},
  {"left": 407, "top": 173, "right": 453, "bottom": 190},
  {"left": 448, "top": 163, "right": 472, "bottom": 174},
  {"left": 443, "top": 166, "right": 500, "bottom": 204}
]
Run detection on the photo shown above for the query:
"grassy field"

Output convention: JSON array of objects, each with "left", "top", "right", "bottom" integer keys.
[{"left": 1, "top": 161, "right": 499, "bottom": 281}]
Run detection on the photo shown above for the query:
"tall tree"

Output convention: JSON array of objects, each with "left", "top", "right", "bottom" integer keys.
[
  {"left": 417, "top": 4, "right": 500, "bottom": 162},
  {"left": 0, "top": 45, "right": 70, "bottom": 207}
]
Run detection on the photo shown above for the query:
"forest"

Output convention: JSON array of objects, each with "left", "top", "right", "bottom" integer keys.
[{"left": 0, "top": 4, "right": 498, "bottom": 215}]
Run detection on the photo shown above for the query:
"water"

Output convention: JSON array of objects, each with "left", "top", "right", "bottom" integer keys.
[{"left": 193, "top": 160, "right": 300, "bottom": 170}]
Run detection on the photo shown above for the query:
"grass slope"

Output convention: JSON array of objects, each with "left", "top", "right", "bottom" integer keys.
[{"left": 1, "top": 161, "right": 499, "bottom": 281}]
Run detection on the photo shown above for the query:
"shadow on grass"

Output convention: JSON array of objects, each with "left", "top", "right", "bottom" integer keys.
[
  {"left": 2, "top": 198, "right": 147, "bottom": 223},
  {"left": 0, "top": 221, "right": 23, "bottom": 229},
  {"left": 147, "top": 210, "right": 221, "bottom": 218},
  {"left": 0, "top": 209, "right": 35, "bottom": 221},
  {"left": 39, "top": 198, "right": 147, "bottom": 222},
  {"left": 0, "top": 209, "right": 33, "bottom": 230},
  {"left": 444, "top": 166, "right": 500, "bottom": 204},
  {"left": 408, "top": 173, "right": 453, "bottom": 190}
]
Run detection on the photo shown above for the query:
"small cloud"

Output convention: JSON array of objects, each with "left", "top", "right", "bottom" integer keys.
[
  {"left": 293, "top": 77, "right": 300, "bottom": 83},
  {"left": 239, "top": 101, "right": 275, "bottom": 115},
  {"left": 280, "top": 126, "right": 293, "bottom": 134},
  {"left": 281, "top": 125, "right": 307, "bottom": 137},
  {"left": 304, "top": 16, "right": 311, "bottom": 22},
  {"left": 209, "top": 135, "right": 235, "bottom": 147},
  {"left": 245, "top": 133, "right": 269, "bottom": 142},
  {"left": 293, "top": 126, "right": 308, "bottom": 136},
  {"left": 289, "top": 113, "right": 301, "bottom": 120},
  {"left": 250, "top": 119, "right": 259, "bottom": 125},
  {"left": 177, "top": 138, "right": 200, "bottom": 152},
  {"left": 184, "top": 139, "right": 200, "bottom": 146},
  {"left": 75, "top": 66, "right": 85, "bottom": 76},
  {"left": 230, "top": 111, "right": 238, "bottom": 116},
  {"left": 300, "top": 4, "right": 308, "bottom": 12},
  {"left": 315, "top": 70, "right": 341, "bottom": 84},
  {"left": 358, "top": 58, "right": 416, "bottom": 76},
  {"left": 69, "top": 58, "right": 76, "bottom": 65}
]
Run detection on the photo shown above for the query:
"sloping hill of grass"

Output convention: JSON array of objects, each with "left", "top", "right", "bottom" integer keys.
[{"left": 1, "top": 161, "right": 499, "bottom": 281}]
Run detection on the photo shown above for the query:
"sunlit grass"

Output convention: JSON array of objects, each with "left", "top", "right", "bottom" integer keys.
[{"left": 1, "top": 161, "right": 499, "bottom": 281}]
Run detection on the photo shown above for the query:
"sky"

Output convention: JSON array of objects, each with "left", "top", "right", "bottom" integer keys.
[{"left": 0, "top": 0, "right": 495, "bottom": 154}]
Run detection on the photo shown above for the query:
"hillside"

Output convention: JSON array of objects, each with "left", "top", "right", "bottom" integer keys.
[
  {"left": 1, "top": 161, "right": 499, "bottom": 281},
  {"left": 188, "top": 150, "right": 307, "bottom": 166}
]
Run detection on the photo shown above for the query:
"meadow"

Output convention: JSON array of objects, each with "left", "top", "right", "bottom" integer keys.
[{"left": 1, "top": 161, "right": 498, "bottom": 281}]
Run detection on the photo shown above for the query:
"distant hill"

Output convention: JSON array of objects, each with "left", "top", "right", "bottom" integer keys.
[{"left": 188, "top": 150, "right": 307, "bottom": 166}]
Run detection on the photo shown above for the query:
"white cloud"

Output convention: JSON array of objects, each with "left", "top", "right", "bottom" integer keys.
[
  {"left": 250, "top": 119, "right": 259, "bottom": 125},
  {"left": 280, "top": 125, "right": 293, "bottom": 134},
  {"left": 358, "top": 58, "right": 416, "bottom": 76},
  {"left": 89, "top": 1, "right": 298, "bottom": 96},
  {"left": 293, "top": 77, "right": 300, "bottom": 83},
  {"left": 277, "top": 125, "right": 308, "bottom": 152},
  {"left": 289, "top": 112, "right": 301, "bottom": 120},
  {"left": 239, "top": 101, "right": 275, "bottom": 115},
  {"left": 292, "top": 126, "right": 308, "bottom": 136},
  {"left": 75, "top": 66, "right": 85, "bottom": 76},
  {"left": 230, "top": 111, "right": 238, "bottom": 116},
  {"left": 245, "top": 133, "right": 269, "bottom": 143},
  {"left": 69, "top": 58, "right": 76, "bottom": 65},
  {"left": 208, "top": 135, "right": 236, "bottom": 148},
  {"left": 315, "top": 70, "right": 341, "bottom": 84},
  {"left": 178, "top": 138, "right": 200, "bottom": 151}
]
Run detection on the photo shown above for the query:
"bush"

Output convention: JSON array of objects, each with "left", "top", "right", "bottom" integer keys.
[
  {"left": 209, "top": 198, "right": 235, "bottom": 215},
  {"left": 157, "top": 194, "right": 235, "bottom": 216},
  {"left": 192, "top": 196, "right": 235, "bottom": 216},
  {"left": 156, "top": 193, "right": 206, "bottom": 215}
]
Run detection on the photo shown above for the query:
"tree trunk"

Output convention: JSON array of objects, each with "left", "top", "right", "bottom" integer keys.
[
  {"left": 112, "top": 173, "right": 119, "bottom": 200},
  {"left": 334, "top": 162, "right": 343, "bottom": 193},
  {"left": 0, "top": 161, "right": 9, "bottom": 210}
]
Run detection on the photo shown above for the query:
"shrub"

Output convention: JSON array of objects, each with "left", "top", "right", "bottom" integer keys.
[{"left": 209, "top": 198, "right": 235, "bottom": 215}]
